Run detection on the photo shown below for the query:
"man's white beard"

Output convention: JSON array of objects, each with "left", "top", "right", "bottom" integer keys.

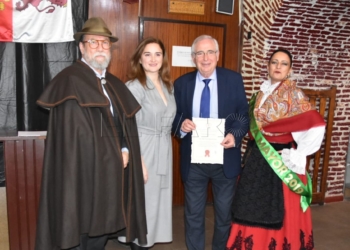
[{"left": 85, "top": 52, "right": 111, "bottom": 71}]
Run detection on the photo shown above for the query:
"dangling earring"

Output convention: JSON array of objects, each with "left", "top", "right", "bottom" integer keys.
[{"left": 284, "top": 73, "right": 290, "bottom": 80}]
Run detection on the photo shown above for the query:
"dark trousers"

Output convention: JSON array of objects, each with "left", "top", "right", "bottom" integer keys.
[
  {"left": 184, "top": 164, "right": 237, "bottom": 250},
  {"left": 67, "top": 234, "right": 108, "bottom": 250}
]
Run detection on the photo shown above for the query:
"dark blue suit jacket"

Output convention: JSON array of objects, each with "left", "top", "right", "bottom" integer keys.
[{"left": 172, "top": 67, "right": 249, "bottom": 182}]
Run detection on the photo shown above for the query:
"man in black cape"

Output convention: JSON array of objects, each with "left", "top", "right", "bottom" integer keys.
[{"left": 35, "top": 17, "right": 147, "bottom": 250}]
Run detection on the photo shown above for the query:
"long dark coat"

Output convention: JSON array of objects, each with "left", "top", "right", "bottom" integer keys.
[{"left": 35, "top": 61, "right": 147, "bottom": 249}]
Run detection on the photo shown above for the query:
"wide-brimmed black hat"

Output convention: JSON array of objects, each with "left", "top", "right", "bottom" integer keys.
[{"left": 74, "top": 17, "right": 118, "bottom": 43}]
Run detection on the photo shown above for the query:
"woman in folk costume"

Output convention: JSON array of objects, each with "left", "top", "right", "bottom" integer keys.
[{"left": 226, "top": 49, "right": 326, "bottom": 250}]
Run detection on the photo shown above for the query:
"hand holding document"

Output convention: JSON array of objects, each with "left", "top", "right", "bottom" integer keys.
[{"left": 191, "top": 117, "right": 225, "bottom": 164}]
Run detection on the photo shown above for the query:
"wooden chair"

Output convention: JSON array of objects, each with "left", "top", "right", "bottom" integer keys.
[{"left": 302, "top": 86, "right": 337, "bottom": 205}]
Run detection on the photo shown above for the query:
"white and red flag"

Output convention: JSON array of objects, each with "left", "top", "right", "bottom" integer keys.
[{"left": 0, "top": 0, "right": 74, "bottom": 43}]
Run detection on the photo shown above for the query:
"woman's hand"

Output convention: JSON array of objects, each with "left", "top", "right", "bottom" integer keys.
[{"left": 122, "top": 151, "right": 129, "bottom": 168}]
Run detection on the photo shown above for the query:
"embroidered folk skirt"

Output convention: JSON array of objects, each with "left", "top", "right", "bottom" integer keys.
[{"left": 226, "top": 141, "right": 314, "bottom": 250}]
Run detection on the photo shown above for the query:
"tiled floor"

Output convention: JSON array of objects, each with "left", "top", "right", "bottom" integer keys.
[{"left": 106, "top": 197, "right": 350, "bottom": 250}]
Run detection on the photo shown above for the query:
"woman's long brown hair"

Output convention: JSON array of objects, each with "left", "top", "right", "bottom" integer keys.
[{"left": 128, "top": 37, "right": 172, "bottom": 93}]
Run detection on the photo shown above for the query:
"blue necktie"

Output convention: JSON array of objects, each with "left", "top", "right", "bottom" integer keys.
[{"left": 200, "top": 79, "right": 211, "bottom": 118}]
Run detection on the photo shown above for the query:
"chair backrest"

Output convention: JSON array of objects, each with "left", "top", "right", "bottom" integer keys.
[{"left": 301, "top": 86, "right": 337, "bottom": 205}]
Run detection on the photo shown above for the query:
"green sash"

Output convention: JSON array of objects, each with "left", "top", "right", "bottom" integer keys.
[{"left": 249, "top": 93, "right": 312, "bottom": 212}]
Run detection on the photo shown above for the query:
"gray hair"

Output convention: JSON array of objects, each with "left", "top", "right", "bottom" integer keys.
[{"left": 191, "top": 35, "right": 219, "bottom": 54}]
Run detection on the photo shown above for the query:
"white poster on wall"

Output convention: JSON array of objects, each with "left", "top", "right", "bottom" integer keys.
[{"left": 172, "top": 46, "right": 196, "bottom": 67}]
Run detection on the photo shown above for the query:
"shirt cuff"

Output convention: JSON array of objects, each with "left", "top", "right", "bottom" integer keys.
[
  {"left": 180, "top": 130, "right": 187, "bottom": 138},
  {"left": 121, "top": 147, "right": 129, "bottom": 153}
]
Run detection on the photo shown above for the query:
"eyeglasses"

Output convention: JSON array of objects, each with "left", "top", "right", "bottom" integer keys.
[
  {"left": 193, "top": 50, "right": 217, "bottom": 58},
  {"left": 82, "top": 39, "right": 111, "bottom": 50}
]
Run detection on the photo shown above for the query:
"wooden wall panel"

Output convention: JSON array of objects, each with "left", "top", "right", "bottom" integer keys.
[
  {"left": 141, "top": 19, "right": 225, "bottom": 81},
  {"left": 140, "top": 0, "right": 242, "bottom": 72},
  {"left": 89, "top": 0, "right": 242, "bottom": 80},
  {"left": 4, "top": 139, "right": 45, "bottom": 250},
  {"left": 0, "top": 187, "right": 9, "bottom": 250},
  {"left": 172, "top": 137, "right": 183, "bottom": 205},
  {"left": 89, "top": 0, "right": 140, "bottom": 82}
]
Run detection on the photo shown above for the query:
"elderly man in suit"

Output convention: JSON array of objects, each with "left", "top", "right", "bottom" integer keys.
[{"left": 172, "top": 35, "right": 249, "bottom": 250}]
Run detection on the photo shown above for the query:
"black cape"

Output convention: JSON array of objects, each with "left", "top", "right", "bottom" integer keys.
[{"left": 35, "top": 61, "right": 147, "bottom": 249}]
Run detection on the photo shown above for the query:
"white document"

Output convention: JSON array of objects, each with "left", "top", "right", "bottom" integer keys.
[{"left": 191, "top": 117, "right": 225, "bottom": 164}]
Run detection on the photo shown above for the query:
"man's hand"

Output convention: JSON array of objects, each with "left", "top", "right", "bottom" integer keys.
[
  {"left": 122, "top": 151, "right": 129, "bottom": 168},
  {"left": 181, "top": 119, "right": 196, "bottom": 133},
  {"left": 221, "top": 133, "right": 235, "bottom": 149}
]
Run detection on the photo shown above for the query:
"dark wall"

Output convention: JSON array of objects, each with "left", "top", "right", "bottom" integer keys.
[{"left": 0, "top": 0, "right": 89, "bottom": 186}]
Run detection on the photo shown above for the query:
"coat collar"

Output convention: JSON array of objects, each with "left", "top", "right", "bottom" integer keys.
[{"left": 37, "top": 61, "right": 140, "bottom": 117}]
